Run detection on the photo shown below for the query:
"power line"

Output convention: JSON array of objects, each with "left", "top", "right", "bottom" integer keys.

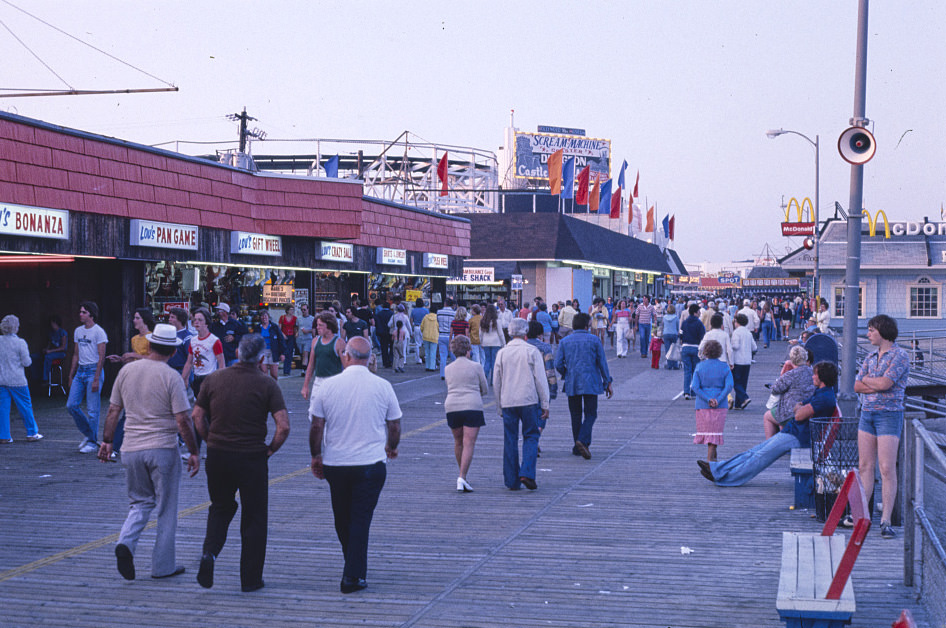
[
  {"left": 0, "top": 0, "right": 177, "bottom": 88},
  {"left": 0, "top": 17, "right": 72, "bottom": 89}
]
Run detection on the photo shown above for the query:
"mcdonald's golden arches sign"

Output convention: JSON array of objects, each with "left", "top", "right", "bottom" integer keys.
[{"left": 780, "top": 197, "right": 816, "bottom": 237}]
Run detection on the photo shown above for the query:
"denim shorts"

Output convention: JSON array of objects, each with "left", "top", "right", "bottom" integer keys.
[{"left": 859, "top": 409, "right": 904, "bottom": 437}]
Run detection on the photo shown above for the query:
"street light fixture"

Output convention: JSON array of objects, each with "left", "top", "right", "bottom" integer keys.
[{"left": 766, "top": 128, "right": 820, "bottom": 306}]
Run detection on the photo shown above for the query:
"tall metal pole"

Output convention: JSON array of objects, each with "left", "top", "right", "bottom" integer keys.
[
  {"left": 813, "top": 135, "right": 820, "bottom": 306},
  {"left": 839, "top": 0, "right": 870, "bottom": 416}
]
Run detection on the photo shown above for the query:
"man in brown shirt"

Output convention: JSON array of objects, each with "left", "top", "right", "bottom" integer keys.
[{"left": 192, "top": 333, "right": 290, "bottom": 592}]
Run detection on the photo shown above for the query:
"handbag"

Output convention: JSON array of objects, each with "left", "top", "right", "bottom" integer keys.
[
  {"left": 765, "top": 392, "right": 781, "bottom": 410},
  {"left": 624, "top": 326, "right": 633, "bottom": 340},
  {"left": 666, "top": 341, "right": 682, "bottom": 362}
]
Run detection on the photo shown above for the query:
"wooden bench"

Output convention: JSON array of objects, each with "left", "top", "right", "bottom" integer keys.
[
  {"left": 789, "top": 448, "right": 814, "bottom": 509},
  {"left": 776, "top": 469, "right": 871, "bottom": 628}
]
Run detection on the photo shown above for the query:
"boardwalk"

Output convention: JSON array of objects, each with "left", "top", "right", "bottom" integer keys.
[{"left": 0, "top": 335, "right": 932, "bottom": 627}]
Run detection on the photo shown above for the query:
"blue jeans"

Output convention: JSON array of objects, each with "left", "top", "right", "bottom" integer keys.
[
  {"left": 761, "top": 320, "right": 775, "bottom": 347},
  {"left": 470, "top": 344, "right": 482, "bottom": 366},
  {"left": 437, "top": 335, "right": 453, "bottom": 378},
  {"left": 502, "top": 404, "right": 541, "bottom": 489},
  {"left": 0, "top": 385, "right": 39, "bottom": 439},
  {"left": 638, "top": 323, "right": 652, "bottom": 357},
  {"left": 67, "top": 365, "right": 101, "bottom": 443},
  {"left": 567, "top": 394, "right": 598, "bottom": 446},
  {"left": 423, "top": 340, "right": 438, "bottom": 370},
  {"left": 681, "top": 346, "right": 700, "bottom": 396},
  {"left": 731, "top": 364, "right": 750, "bottom": 406},
  {"left": 323, "top": 461, "right": 387, "bottom": 581},
  {"left": 282, "top": 335, "right": 296, "bottom": 375},
  {"left": 663, "top": 335, "right": 679, "bottom": 369},
  {"left": 710, "top": 431, "right": 801, "bottom": 486},
  {"left": 42, "top": 351, "right": 66, "bottom": 381},
  {"left": 482, "top": 346, "right": 500, "bottom": 383}
]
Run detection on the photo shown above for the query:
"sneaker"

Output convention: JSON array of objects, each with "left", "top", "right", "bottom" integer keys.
[
  {"left": 78, "top": 437, "right": 89, "bottom": 451},
  {"left": 0, "top": 438, "right": 12, "bottom": 444},
  {"left": 840, "top": 514, "right": 855, "bottom": 528},
  {"left": 880, "top": 522, "right": 896, "bottom": 539},
  {"left": 25, "top": 434, "right": 43, "bottom": 442},
  {"left": 78, "top": 442, "right": 97, "bottom": 454}
]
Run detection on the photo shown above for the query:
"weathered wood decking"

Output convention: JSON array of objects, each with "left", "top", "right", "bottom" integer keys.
[{"left": 0, "top": 337, "right": 931, "bottom": 627}]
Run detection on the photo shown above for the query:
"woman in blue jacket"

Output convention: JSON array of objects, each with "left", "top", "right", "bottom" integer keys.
[{"left": 691, "top": 339, "right": 733, "bottom": 462}]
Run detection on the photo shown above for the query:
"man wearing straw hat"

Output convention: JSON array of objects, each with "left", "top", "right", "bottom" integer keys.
[{"left": 98, "top": 323, "right": 199, "bottom": 581}]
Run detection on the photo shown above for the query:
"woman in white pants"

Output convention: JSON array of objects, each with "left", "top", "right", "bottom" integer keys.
[{"left": 611, "top": 300, "right": 632, "bottom": 358}]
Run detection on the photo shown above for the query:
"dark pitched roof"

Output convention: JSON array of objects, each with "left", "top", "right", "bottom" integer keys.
[
  {"left": 467, "top": 213, "right": 672, "bottom": 274},
  {"left": 746, "top": 265, "right": 789, "bottom": 279},
  {"left": 665, "top": 249, "right": 688, "bottom": 276}
]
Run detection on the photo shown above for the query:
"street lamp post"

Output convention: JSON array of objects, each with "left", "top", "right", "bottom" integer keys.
[{"left": 766, "top": 129, "right": 820, "bottom": 305}]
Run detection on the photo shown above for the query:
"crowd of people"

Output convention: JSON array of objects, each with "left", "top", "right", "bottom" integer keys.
[{"left": 0, "top": 290, "right": 912, "bottom": 594}]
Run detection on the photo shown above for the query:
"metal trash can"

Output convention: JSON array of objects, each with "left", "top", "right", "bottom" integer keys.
[{"left": 810, "top": 416, "right": 860, "bottom": 522}]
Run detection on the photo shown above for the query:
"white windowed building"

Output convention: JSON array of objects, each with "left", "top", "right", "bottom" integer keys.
[{"left": 780, "top": 218, "right": 946, "bottom": 332}]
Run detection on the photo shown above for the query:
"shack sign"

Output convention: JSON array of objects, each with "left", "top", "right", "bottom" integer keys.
[{"left": 463, "top": 267, "right": 494, "bottom": 282}]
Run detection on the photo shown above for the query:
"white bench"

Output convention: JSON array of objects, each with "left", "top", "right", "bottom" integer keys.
[{"left": 776, "top": 470, "right": 871, "bottom": 628}]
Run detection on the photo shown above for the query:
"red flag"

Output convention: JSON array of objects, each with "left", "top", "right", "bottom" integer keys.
[
  {"left": 575, "top": 166, "right": 590, "bottom": 205},
  {"left": 628, "top": 193, "right": 634, "bottom": 224},
  {"left": 589, "top": 175, "right": 601, "bottom": 214},
  {"left": 547, "top": 149, "right": 564, "bottom": 195},
  {"left": 632, "top": 170, "right": 639, "bottom": 199},
  {"left": 609, "top": 187, "right": 621, "bottom": 219},
  {"left": 437, "top": 153, "right": 449, "bottom": 197},
  {"left": 645, "top": 205, "right": 655, "bottom": 232},
  {"left": 669, "top": 215, "right": 675, "bottom": 240}
]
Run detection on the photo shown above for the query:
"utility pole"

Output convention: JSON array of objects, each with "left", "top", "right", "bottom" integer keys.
[
  {"left": 227, "top": 107, "right": 257, "bottom": 153},
  {"left": 839, "top": 0, "right": 871, "bottom": 417}
]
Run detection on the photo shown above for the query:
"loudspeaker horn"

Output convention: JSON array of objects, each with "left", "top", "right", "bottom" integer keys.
[{"left": 838, "top": 127, "right": 876, "bottom": 164}]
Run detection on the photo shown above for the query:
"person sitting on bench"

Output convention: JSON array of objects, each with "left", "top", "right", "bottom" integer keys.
[{"left": 699, "top": 361, "right": 837, "bottom": 486}]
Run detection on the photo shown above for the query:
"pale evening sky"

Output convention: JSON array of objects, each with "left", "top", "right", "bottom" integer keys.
[{"left": 2, "top": 1, "right": 944, "bottom": 267}]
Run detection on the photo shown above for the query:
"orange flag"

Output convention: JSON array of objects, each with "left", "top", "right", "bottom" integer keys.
[
  {"left": 645, "top": 205, "right": 655, "bottom": 232},
  {"left": 589, "top": 175, "right": 601, "bottom": 214},
  {"left": 547, "top": 149, "right": 564, "bottom": 195}
]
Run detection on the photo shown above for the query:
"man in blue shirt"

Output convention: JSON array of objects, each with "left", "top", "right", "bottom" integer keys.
[
  {"left": 679, "top": 303, "right": 706, "bottom": 400},
  {"left": 409, "top": 298, "right": 429, "bottom": 365},
  {"left": 534, "top": 302, "right": 553, "bottom": 343},
  {"left": 699, "top": 361, "right": 838, "bottom": 486},
  {"left": 554, "top": 313, "right": 613, "bottom": 459}
]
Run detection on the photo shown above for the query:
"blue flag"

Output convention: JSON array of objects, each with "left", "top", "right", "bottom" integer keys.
[
  {"left": 324, "top": 155, "right": 340, "bottom": 178},
  {"left": 598, "top": 179, "right": 612, "bottom": 215},
  {"left": 662, "top": 214, "right": 670, "bottom": 237},
  {"left": 562, "top": 157, "right": 575, "bottom": 200},
  {"left": 618, "top": 160, "right": 627, "bottom": 190}
]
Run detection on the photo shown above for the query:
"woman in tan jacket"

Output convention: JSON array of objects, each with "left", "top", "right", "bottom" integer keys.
[{"left": 444, "top": 334, "right": 488, "bottom": 492}]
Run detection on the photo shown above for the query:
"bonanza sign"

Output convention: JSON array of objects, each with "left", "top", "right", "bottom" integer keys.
[
  {"left": 780, "top": 197, "right": 815, "bottom": 237},
  {"left": 130, "top": 219, "right": 198, "bottom": 250},
  {"left": 513, "top": 131, "right": 611, "bottom": 182},
  {"left": 0, "top": 203, "right": 69, "bottom": 240}
]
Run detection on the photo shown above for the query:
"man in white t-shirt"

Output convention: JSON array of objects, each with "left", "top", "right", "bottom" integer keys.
[
  {"left": 98, "top": 323, "right": 198, "bottom": 581},
  {"left": 67, "top": 301, "right": 108, "bottom": 453},
  {"left": 309, "top": 336, "right": 401, "bottom": 594}
]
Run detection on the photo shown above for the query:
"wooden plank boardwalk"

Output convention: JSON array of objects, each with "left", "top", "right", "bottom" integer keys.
[{"left": 0, "top": 335, "right": 933, "bottom": 627}]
